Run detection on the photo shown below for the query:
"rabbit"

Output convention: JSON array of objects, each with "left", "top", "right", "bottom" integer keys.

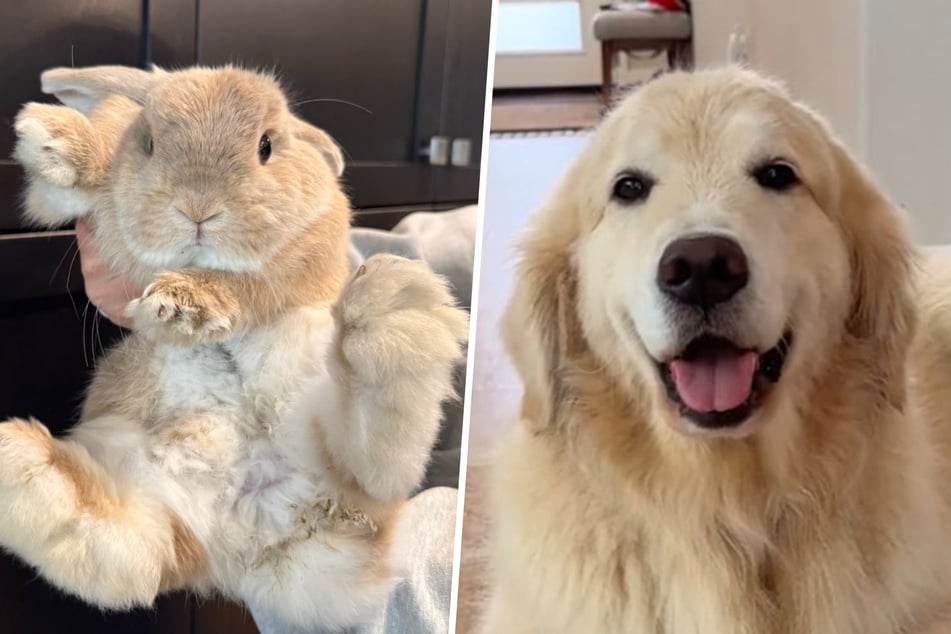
[{"left": 2, "top": 64, "right": 469, "bottom": 630}]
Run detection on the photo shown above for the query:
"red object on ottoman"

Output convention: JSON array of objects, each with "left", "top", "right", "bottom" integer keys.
[{"left": 647, "top": 0, "right": 687, "bottom": 11}]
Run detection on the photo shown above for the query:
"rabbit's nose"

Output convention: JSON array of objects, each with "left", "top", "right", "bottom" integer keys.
[{"left": 174, "top": 205, "right": 222, "bottom": 225}]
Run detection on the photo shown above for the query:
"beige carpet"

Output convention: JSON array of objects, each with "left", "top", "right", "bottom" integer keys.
[
  {"left": 456, "top": 461, "right": 492, "bottom": 634},
  {"left": 490, "top": 90, "right": 603, "bottom": 133}
]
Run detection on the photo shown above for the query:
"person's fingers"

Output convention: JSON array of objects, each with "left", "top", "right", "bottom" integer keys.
[
  {"left": 79, "top": 247, "right": 106, "bottom": 281},
  {"left": 76, "top": 217, "right": 103, "bottom": 279},
  {"left": 99, "top": 299, "right": 134, "bottom": 329},
  {"left": 88, "top": 273, "right": 136, "bottom": 329},
  {"left": 93, "top": 276, "right": 140, "bottom": 329},
  {"left": 74, "top": 216, "right": 92, "bottom": 246},
  {"left": 74, "top": 217, "right": 142, "bottom": 329}
]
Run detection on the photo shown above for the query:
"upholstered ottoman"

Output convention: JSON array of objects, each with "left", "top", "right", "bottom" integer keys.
[{"left": 592, "top": 5, "right": 692, "bottom": 100}]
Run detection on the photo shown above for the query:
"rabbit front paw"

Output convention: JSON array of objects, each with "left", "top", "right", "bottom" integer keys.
[
  {"left": 334, "top": 254, "right": 469, "bottom": 381},
  {"left": 127, "top": 271, "right": 239, "bottom": 345},
  {"left": 13, "top": 103, "right": 93, "bottom": 189},
  {"left": 328, "top": 255, "right": 467, "bottom": 501}
]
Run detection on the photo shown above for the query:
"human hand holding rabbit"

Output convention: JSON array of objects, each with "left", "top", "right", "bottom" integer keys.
[{"left": 75, "top": 216, "right": 141, "bottom": 328}]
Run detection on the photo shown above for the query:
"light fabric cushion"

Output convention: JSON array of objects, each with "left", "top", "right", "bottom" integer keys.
[
  {"left": 348, "top": 205, "right": 477, "bottom": 309},
  {"left": 593, "top": 8, "right": 691, "bottom": 41},
  {"left": 252, "top": 487, "right": 458, "bottom": 634}
]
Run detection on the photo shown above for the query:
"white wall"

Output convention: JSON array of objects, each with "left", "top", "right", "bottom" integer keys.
[
  {"left": 692, "top": 0, "right": 862, "bottom": 150},
  {"left": 750, "top": 0, "right": 863, "bottom": 153},
  {"left": 863, "top": 0, "right": 951, "bottom": 242},
  {"left": 691, "top": 0, "right": 754, "bottom": 72},
  {"left": 692, "top": 0, "right": 951, "bottom": 244}
]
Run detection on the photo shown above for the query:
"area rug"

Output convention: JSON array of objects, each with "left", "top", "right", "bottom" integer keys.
[{"left": 490, "top": 90, "right": 603, "bottom": 133}]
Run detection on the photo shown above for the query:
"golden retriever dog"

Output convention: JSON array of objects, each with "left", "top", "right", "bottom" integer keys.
[{"left": 480, "top": 68, "right": 951, "bottom": 633}]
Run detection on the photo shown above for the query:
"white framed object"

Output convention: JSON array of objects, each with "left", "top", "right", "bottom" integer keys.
[{"left": 494, "top": 0, "right": 662, "bottom": 89}]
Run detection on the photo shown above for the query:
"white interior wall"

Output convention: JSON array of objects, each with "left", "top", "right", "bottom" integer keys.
[
  {"left": 863, "top": 0, "right": 951, "bottom": 243},
  {"left": 692, "top": 0, "right": 862, "bottom": 150},
  {"left": 749, "top": 0, "right": 863, "bottom": 154},
  {"left": 692, "top": 0, "right": 951, "bottom": 244},
  {"left": 691, "top": 0, "right": 754, "bottom": 71}
]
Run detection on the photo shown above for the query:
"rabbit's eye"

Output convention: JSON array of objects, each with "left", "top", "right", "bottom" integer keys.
[
  {"left": 145, "top": 135, "right": 154, "bottom": 156},
  {"left": 259, "top": 134, "right": 272, "bottom": 164}
]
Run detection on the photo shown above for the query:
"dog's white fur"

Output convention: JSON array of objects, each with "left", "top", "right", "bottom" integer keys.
[{"left": 482, "top": 68, "right": 951, "bottom": 633}]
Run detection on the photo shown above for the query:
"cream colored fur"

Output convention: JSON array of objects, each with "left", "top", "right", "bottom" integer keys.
[
  {"left": 481, "top": 68, "right": 951, "bottom": 633},
  {"left": 2, "top": 65, "right": 467, "bottom": 630}
]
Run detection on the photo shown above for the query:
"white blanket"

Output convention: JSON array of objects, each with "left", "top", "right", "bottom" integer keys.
[{"left": 348, "top": 205, "right": 477, "bottom": 309}]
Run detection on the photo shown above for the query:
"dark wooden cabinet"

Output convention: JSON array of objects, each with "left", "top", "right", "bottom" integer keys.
[
  {"left": 0, "top": 0, "right": 487, "bottom": 231},
  {"left": 193, "top": 0, "right": 484, "bottom": 211},
  {"left": 0, "top": 0, "right": 143, "bottom": 234},
  {"left": 0, "top": 1, "right": 491, "bottom": 632},
  {"left": 197, "top": 0, "right": 427, "bottom": 163}
]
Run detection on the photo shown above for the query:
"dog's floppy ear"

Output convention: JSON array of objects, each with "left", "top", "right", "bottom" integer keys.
[
  {"left": 41, "top": 65, "right": 161, "bottom": 115},
  {"left": 832, "top": 140, "right": 915, "bottom": 409},
  {"left": 502, "top": 198, "right": 586, "bottom": 430}
]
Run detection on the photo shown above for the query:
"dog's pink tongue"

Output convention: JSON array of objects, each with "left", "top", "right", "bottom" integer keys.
[{"left": 669, "top": 351, "right": 757, "bottom": 413}]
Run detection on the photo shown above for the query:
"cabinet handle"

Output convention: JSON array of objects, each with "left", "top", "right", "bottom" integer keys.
[
  {"left": 421, "top": 136, "right": 451, "bottom": 165},
  {"left": 451, "top": 138, "right": 472, "bottom": 167}
]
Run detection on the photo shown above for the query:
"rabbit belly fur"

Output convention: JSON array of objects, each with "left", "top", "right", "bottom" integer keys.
[
  {"left": 0, "top": 262, "right": 465, "bottom": 629},
  {"left": 85, "top": 305, "right": 391, "bottom": 626}
]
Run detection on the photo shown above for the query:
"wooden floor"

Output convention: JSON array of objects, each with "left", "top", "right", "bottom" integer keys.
[
  {"left": 489, "top": 89, "right": 603, "bottom": 133},
  {"left": 456, "top": 133, "right": 589, "bottom": 634}
]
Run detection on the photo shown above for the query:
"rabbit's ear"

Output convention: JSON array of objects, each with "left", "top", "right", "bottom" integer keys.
[
  {"left": 40, "top": 65, "right": 162, "bottom": 114},
  {"left": 290, "top": 116, "right": 345, "bottom": 177}
]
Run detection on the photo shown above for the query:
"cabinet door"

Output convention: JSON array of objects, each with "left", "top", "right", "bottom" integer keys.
[
  {"left": 195, "top": 0, "right": 487, "bottom": 210},
  {"left": 416, "top": 0, "right": 491, "bottom": 203}
]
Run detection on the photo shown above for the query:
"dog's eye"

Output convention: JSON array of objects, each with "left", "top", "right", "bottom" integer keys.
[
  {"left": 612, "top": 173, "right": 653, "bottom": 204},
  {"left": 259, "top": 134, "right": 272, "bottom": 164},
  {"left": 753, "top": 162, "right": 799, "bottom": 191},
  {"left": 145, "top": 135, "right": 154, "bottom": 156}
]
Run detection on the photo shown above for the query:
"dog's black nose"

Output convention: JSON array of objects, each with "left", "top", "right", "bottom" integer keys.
[{"left": 656, "top": 235, "right": 749, "bottom": 308}]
